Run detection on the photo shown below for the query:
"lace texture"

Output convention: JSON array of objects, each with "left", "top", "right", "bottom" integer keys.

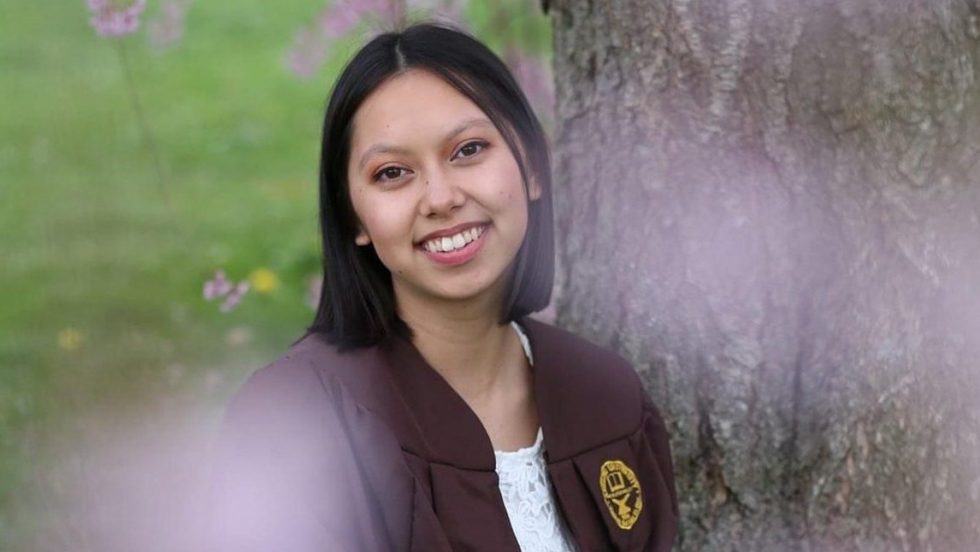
[
  {"left": 495, "top": 428, "right": 578, "bottom": 552},
  {"left": 493, "top": 323, "right": 578, "bottom": 552}
]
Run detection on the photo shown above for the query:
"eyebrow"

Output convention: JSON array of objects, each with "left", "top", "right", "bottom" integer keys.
[{"left": 356, "top": 117, "right": 494, "bottom": 170}]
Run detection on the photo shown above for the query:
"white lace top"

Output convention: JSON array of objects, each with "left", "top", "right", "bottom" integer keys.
[{"left": 494, "top": 322, "right": 578, "bottom": 552}]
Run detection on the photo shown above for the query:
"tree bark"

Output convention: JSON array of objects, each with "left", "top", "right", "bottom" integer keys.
[{"left": 549, "top": 1, "right": 980, "bottom": 550}]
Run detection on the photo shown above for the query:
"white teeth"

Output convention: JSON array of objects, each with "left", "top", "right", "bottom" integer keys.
[{"left": 423, "top": 225, "right": 485, "bottom": 253}]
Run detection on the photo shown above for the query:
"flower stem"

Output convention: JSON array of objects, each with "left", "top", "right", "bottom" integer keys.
[{"left": 115, "top": 40, "right": 171, "bottom": 208}]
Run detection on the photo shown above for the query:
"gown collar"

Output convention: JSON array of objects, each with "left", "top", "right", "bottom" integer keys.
[{"left": 376, "top": 316, "right": 642, "bottom": 471}]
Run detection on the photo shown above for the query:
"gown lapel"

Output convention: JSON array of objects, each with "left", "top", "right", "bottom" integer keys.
[
  {"left": 374, "top": 317, "right": 645, "bottom": 551},
  {"left": 378, "top": 327, "right": 521, "bottom": 551}
]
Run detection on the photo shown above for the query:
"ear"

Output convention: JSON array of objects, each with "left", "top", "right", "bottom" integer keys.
[
  {"left": 527, "top": 175, "right": 543, "bottom": 202},
  {"left": 354, "top": 227, "right": 371, "bottom": 246}
]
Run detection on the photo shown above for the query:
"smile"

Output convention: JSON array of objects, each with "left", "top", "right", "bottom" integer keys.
[
  {"left": 417, "top": 224, "right": 490, "bottom": 266},
  {"left": 421, "top": 224, "right": 486, "bottom": 253}
]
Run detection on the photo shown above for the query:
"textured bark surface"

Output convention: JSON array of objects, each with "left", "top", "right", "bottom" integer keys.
[{"left": 549, "top": 1, "right": 980, "bottom": 550}]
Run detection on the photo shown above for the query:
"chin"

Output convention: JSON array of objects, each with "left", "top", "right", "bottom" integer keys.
[{"left": 430, "top": 277, "right": 505, "bottom": 303}]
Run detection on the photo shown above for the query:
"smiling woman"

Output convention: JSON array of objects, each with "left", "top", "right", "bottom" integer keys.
[
  {"left": 348, "top": 70, "right": 538, "bottom": 312},
  {"left": 208, "top": 22, "right": 678, "bottom": 552}
]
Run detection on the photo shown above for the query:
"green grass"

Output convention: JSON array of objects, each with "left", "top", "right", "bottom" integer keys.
[
  {"left": 0, "top": 2, "right": 335, "bottom": 548},
  {"left": 0, "top": 1, "right": 550, "bottom": 548}
]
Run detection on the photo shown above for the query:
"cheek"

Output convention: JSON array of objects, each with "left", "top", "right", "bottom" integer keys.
[
  {"left": 350, "top": 187, "right": 380, "bottom": 226},
  {"left": 350, "top": 193, "right": 412, "bottom": 250},
  {"left": 486, "top": 157, "right": 527, "bottom": 203}
]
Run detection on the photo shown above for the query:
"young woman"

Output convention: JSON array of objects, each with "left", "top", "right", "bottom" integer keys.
[{"left": 210, "top": 22, "right": 678, "bottom": 552}]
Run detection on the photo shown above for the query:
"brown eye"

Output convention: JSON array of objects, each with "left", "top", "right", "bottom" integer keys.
[
  {"left": 373, "top": 166, "right": 408, "bottom": 183},
  {"left": 453, "top": 140, "right": 488, "bottom": 160}
]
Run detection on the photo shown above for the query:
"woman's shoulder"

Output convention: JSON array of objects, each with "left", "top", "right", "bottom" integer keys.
[
  {"left": 228, "top": 332, "right": 385, "bottom": 406},
  {"left": 219, "top": 333, "right": 394, "bottom": 445},
  {"left": 520, "top": 317, "right": 678, "bottom": 533},
  {"left": 520, "top": 317, "right": 658, "bottom": 451},
  {"left": 210, "top": 334, "right": 414, "bottom": 551},
  {"left": 521, "top": 316, "right": 646, "bottom": 400}
]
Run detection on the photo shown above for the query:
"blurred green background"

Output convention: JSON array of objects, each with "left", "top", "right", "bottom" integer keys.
[{"left": 0, "top": 1, "right": 550, "bottom": 549}]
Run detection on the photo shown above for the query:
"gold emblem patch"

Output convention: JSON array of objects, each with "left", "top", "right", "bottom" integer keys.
[{"left": 599, "top": 459, "right": 643, "bottom": 530}]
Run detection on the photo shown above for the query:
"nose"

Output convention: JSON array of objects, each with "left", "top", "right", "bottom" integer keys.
[{"left": 418, "top": 167, "right": 465, "bottom": 218}]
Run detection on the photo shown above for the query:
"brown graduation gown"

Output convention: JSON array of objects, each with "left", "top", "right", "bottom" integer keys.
[{"left": 208, "top": 316, "right": 678, "bottom": 551}]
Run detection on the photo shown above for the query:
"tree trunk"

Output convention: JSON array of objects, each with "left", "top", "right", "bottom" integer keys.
[{"left": 549, "top": 1, "right": 980, "bottom": 550}]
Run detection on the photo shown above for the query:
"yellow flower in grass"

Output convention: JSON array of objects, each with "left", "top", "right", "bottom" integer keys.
[
  {"left": 248, "top": 267, "right": 280, "bottom": 294},
  {"left": 58, "top": 328, "right": 84, "bottom": 351}
]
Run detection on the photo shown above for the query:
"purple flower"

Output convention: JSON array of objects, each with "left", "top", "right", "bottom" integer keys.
[
  {"left": 286, "top": 27, "right": 331, "bottom": 79},
  {"left": 286, "top": 0, "right": 406, "bottom": 79},
  {"left": 203, "top": 270, "right": 232, "bottom": 300},
  {"left": 148, "top": 0, "right": 193, "bottom": 49},
  {"left": 320, "top": 2, "right": 363, "bottom": 37},
  {"left": 86, "top": 0, "right": 147, "bottom": 38},
  {"left": 203, "top": 269, "right": 252, "bottom": 313},
  {"left": 220, "top": 282, "right": 250, "bottom": 313}
]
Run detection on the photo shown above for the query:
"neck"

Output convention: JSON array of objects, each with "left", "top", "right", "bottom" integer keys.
[{"left": 395, "top": 288, "right": 521, "bottom": 405}]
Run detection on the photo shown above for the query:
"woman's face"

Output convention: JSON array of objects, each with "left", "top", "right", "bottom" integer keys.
[{"left": 347, "top": 68, "right": 539, "bottom": 311}]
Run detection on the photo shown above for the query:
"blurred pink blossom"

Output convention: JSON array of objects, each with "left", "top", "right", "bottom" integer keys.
[
  {"left": 202, "top": 270, "right": 232, "bottom": 300},
  {"left": 286, "top": 0, "right": 404, "bottom": 79},
  {"left": 339, "top": 0, "right": 403, "bottom": 28},
  {"left": 286, "top": 27, "right": 331, "bottom": 79},
  {"left": 203, "top": 270, "right": 249, "bottom": 313},
  {"left": 507, "top": 49, "right": 554, "bottom": 116},
  {"left": 147, "top": 0, "right": 193, "bottom": 49},
  {"left": 320, "top": 2, "right": 362, "bottom": 37},
  {"left": 220, "top": 282, "right": 250, "bottom": 313},
  {"left": 86, "top": 0, "right": 147, "bottom": 38},
  {"left": 204, "top": 270, "right": 231, "bottom": 301}
]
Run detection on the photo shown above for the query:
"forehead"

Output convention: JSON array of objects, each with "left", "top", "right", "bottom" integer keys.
[{"left": 350, "top": 69, "right": 492, "bottom": 148}]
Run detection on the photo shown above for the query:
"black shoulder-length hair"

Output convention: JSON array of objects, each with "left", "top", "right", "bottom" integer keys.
[{"left": 304, "top": 22, "right": 555, "bottom": 351}]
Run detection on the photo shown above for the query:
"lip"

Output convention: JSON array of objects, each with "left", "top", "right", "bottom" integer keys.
[
  {"left": 417, "top": 224, "right": 490, "bottom": 267},
  {"left": 416, "top": 221, "right": 490, "bottom": 245}
]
